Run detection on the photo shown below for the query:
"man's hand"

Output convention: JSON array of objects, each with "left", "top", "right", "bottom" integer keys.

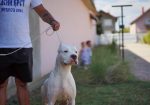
[
  {"left": 50, "top": 20, "right": 60, "bottom": 31},
  {"left": 34, "top": 4, "right": 60, "bottom": 31}
]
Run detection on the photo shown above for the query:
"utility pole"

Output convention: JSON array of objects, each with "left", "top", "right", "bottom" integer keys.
[
  {"left": 112, "top": 5, "right": 132, "bottom": 61},
  {"left": 116, "top": 16, "right": 121, "bottom": 55}
]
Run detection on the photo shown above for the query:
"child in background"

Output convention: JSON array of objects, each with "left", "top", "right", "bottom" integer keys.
[
  {"left": 79, "top": 40, "right": 92, "bottom": 69},
  {"left": 78, "top": 42, "right": 86, "bottom": 67},
  {"left": 85, "top": 40, "right": 92, "bottom": 66}
]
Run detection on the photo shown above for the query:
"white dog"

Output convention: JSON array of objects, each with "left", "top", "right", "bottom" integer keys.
[{"left": 41, "top": 43, "right": 78, "bottom": 105}]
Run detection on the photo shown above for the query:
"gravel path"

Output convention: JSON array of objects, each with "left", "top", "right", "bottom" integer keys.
[{"left": 124, "top": 43, "right": 150, "bottom": 81}]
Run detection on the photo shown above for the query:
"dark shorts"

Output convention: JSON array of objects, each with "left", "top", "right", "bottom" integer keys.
[{"left": 0, "top": 48, "right": 33, "bottom": 84}]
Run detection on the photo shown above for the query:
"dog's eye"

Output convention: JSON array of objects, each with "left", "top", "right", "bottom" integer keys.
[
  {"left": 75, "top": 51, "right": 77, "bottom": 53},
  {"left": 64, "top": 50, "right": 68, "bottom": 53}
]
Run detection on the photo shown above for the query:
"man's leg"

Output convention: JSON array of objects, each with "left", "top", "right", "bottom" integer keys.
[
  {"left": 15, "top": 78, "right": 30, "bottom": 105},
  {"left": 0, "top": 79, "right": 8, "bottom": 105}
]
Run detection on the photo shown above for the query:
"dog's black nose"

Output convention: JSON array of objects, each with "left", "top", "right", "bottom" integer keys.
[{"left": 71, "top": 54, "right": 77, "bottom": 60}]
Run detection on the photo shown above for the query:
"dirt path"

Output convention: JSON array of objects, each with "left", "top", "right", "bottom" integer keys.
[{"left": 124, "top": 43, "right": 150, "bottom": 81}]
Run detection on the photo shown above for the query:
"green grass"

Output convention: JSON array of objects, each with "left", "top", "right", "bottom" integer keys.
[
  {"left": 75, "top": 81, "right": 150, "bottom": 105},
  {"left": 72, "top": 45, "right": 150, "bottom": 105},
  {"left": 8, "top": 45, "right": 150, "bottom": 105},
  {"left": 72, "top": 67, "right": 150, "bottom": 105}
]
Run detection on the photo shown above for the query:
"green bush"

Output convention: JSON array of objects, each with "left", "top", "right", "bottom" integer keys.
[
  {"left": 89, "top": 45, "right": 132, "bottom": 84},
  {"left": 109, "top": 39, "right": 117, "bottom": 53},
  {"left": 143, "top": 31, "right": 150, "bottom": 44},
  {"left": 123, "top": 27, "right": 130, "bottom": 33},
  {"left": 90, "top": 63, "right": 107, "bottom": 83},
  {"left": 105, "top": 62, "right": 130, "bottom": 84}
]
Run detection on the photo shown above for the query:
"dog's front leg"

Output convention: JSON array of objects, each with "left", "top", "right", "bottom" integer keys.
[
  {"left": 48, "top": 102, "right": 55, "bottom": 105},
  {"left": 48, "top": 100, "right": 55, "bottom": 105},
  {"left": 68, "top": 98, "right": 75, "bottom": 105},
  {"left": 47, "top": 96, "right": 57, "bottom": 105}
]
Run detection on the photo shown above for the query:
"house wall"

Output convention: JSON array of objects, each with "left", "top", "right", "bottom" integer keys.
[
  {"left": 130, "top": 23, "right": 137, "bottom": 35},
  {"left": 130, "top": 11, "right": 150, "bottom": 41},
  {"left": 136, "top": 12, "right": 150, "bottom": 33},
  {"left": 37, "top": 0, "right": 96, "bottom": 77}
]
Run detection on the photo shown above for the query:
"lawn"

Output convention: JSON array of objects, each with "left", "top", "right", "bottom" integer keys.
[
  {"left": 8, "top": 45, "right": 150, "bottom": 105},
  {"left": 73, "top": 69, "right": 150, "bottom": 105}
]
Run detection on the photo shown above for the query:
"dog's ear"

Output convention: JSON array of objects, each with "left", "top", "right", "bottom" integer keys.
[
  {"left": 58, "top": 42, "right": 63, "bottom": 53},
  {"left": 58, "top": 44, "right": 61, "bottom": 53}
]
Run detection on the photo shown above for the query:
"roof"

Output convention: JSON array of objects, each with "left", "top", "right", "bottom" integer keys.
[
  {"left": 131, "top": 8, "right": 150, "bottom": 25},
  {"left": 97, "top": 10, "right": 117, "bottom": 21},
  {"left": 81, "top": 0, "right": 97, "bottom": 14}
]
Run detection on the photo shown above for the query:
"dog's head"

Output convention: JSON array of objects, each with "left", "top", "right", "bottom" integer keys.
[{"left": 57, "top": 43, "right": 78, "bottom": 65}]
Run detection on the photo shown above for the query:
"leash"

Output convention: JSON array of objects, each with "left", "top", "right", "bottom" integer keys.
[
  {"left": 0, "top": 27, "right": 61, "bottom": 56},
  {"left": 56, "top": 31, "right": 62, "bottom": 43}
]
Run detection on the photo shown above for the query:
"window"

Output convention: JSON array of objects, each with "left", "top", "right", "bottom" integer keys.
[
  {"left": 145, "top": 18, "right": 150, "bottom": 26},
  {"left": 103, "top": 19, "right": 112, "bottom": 27}
]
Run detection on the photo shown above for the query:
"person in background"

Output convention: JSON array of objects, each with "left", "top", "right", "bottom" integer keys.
[
  {"left": 86, "top": 40, "right": 92, "bottom": 66},
  {"left": 78, "top": 42, "right": 86, "bottom": 67},
  {"left": 79, "top": 40, "right": 92, "bottom": 70},
  {"left": 0, "top": 0, "right": 60, "bottom": 105}
]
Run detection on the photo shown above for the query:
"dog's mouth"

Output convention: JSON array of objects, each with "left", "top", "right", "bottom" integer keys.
[
  {"left": 71, "top": 61, "right": 77, "bottom": 65},
  {"left": 63, "top": 59, "right": 78, "bottom": 65},
  {"left": 70, "top": 59, "right": 78, "bottom": 65}
]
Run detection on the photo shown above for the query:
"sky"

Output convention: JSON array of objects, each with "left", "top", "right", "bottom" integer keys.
[{"left": 93, "top": 0, "right": 150, "bottom": 29}]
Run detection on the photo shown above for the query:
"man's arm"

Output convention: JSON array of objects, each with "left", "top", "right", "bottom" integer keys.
[{"left": 33, "top": 4, "right": 60, "bottom": 31}]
